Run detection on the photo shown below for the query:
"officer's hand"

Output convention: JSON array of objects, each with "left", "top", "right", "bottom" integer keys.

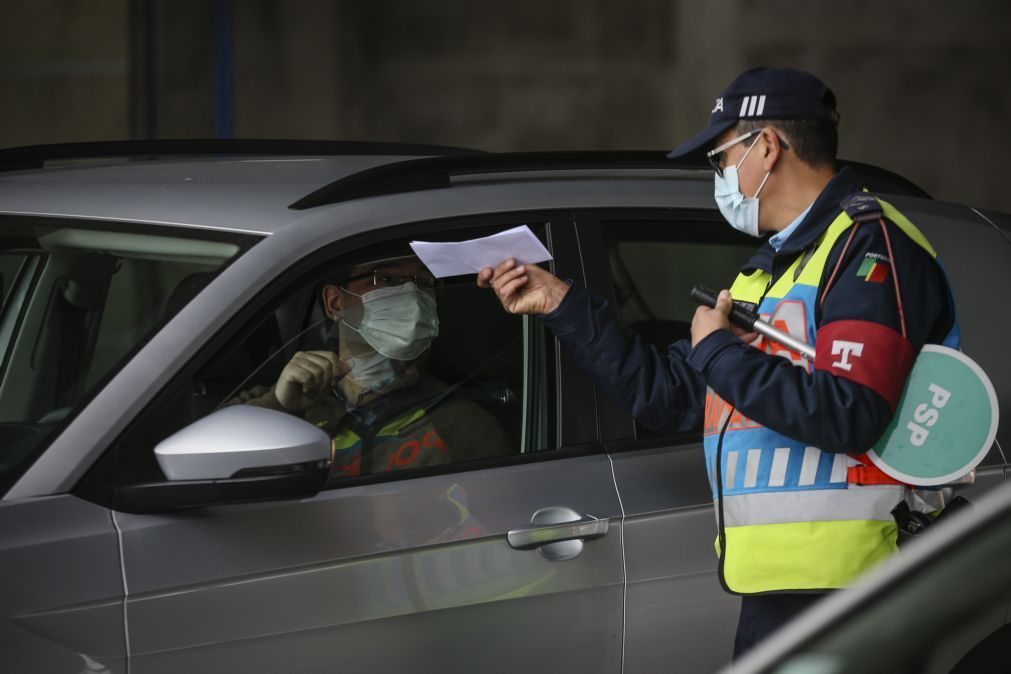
[
  {"left": 691, "top": 289, "right": 734, "bottom": 347},
  {"left": 477, "top": 258, "right": 571, "bottom": 315},
  {"left": 730, "top": 324, "right": 760, "bottom": 344},
  {"left": 274, "top": 350, "right": 350, "bottom": 412}
]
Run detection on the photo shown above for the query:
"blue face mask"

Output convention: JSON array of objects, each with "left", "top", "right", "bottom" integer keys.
[{"left": 713, "top": 134, "right": 771, "bottom": 238}]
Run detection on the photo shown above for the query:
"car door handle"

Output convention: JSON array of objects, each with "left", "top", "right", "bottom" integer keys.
[{"left": 507, "top": 507, "right": 609, "bottom": 551}]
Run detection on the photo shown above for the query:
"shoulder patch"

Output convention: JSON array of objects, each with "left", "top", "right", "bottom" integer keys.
[
  {"left": 856, "top": 252, "right": 890, "bottom": 283},
  {"left": 841, "top": 192, "right": 883, "bottom": 223}
]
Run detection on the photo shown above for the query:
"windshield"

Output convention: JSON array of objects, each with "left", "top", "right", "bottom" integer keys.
[{"left": 0, "top": 216, "right": 258, "bottom": 494}]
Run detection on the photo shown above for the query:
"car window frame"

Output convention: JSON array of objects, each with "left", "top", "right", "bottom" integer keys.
[{"left": 72, "top": 210, "right": 611, "bottom": 509}]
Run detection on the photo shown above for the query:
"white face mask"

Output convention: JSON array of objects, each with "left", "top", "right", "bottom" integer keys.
[
  {"left": 713, "top": 134, "right": 772, "bottom": 238},
  {"left": 343, "top": 350, "right": 399, "bottom": 395},
  {"left": 341, "top": 282, "right": 439, "bottom": 361}
]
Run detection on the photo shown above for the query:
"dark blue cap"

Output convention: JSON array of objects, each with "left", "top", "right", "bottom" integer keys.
[{"left": 666, "top": 67, "right": 839, "bottom": 160}]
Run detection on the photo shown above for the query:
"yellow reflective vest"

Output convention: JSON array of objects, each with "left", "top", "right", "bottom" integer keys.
[{"left": 708, "top": 197, "right": 953, "bottom": 594}]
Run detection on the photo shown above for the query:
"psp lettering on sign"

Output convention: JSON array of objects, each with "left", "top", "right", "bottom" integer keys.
[
  {"left": 830, "top": 340, "right": 864, "bottom": 372},
  {"left": 907, "top": 383, "right": 952, "bottom": 447}
]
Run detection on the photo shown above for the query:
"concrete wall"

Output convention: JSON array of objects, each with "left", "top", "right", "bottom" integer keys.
[
  {"left": 0, "top": 0, "right": 128, "bottom": 145},
  {"left": 1, "top": 0, "right": 1008, "bottom": 211}
]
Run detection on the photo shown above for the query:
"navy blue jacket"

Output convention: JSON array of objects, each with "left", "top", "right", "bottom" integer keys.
[{"left": 543, "top": 167, "right": 957, "bottom": 453}]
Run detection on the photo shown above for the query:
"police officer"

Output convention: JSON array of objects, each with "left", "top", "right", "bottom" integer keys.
[{"left": 478, "top": 67, "right": 959, "bottom": 658}]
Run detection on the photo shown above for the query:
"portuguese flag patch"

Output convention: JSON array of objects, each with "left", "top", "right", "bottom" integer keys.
[{"left": 857, "top": 253, "right": 890, "bottom": 283}]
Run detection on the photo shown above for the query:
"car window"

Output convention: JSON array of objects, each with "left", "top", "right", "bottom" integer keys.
[
  {"left": 86, "top": 222, "right": 556, "bottom": 494},
  {"left": 601, "top": 216, "right": 755, "bottom": 436},
  {"left": 0, "top": 216, "right": 258, "bottom": 494}
]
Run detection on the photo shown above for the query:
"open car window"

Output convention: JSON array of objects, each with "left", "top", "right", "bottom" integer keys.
[
  {"left": 0, "top": 216, "right": 258, "bottom": 494},
  {"left": 82, "top": 221, "right": 557, "bottom": 497},
  {"left": 212, "top": 274, "right": 546, "bottom": 485}
]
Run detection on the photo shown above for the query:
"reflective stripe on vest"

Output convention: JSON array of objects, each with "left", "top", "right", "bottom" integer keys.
[{"left": 706, "top": 196, "right": 954, "bottom": 594}]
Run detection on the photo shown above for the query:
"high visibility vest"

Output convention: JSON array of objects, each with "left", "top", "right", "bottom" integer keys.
[
  {"left": 329, "top": 406, "right": 449, "bottom": 478},
  {"left": 706, "top": 197, "right": 957, "bottom": 594}
]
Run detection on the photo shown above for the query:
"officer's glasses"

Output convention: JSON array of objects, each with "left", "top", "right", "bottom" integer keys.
[
  {"left": 706, "top": 128, "right": 790, "bottom": 177},
  {"left": 706, "top": 129, "right": 762, "bottom": 177},
  {"left": 342, "top": 269, "right": 438, "bottom": 291}
]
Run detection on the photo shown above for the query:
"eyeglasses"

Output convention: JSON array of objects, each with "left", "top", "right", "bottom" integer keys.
[
  {"left": 706, "top": 128, "right": 790, "bottom": 177},
  {"left": 705, "top": 129, "right": 762, "bottom": 177},
  {"left": 341, "top": 269, "right": 438, "bottom": 291}
]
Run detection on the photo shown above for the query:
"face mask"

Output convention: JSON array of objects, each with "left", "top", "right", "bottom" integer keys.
[
  {"left": 341, "top": 282, "right": 439, "bottom": 360},
  {"left": 713, "top": 135, "right": 772, "bottom": 238},
  {"left": 342, "top": 350, "right": 399, "bottom": 396}
]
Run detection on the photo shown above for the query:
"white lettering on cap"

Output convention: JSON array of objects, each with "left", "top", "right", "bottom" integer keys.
[{"left": 712, "top": 97, "right": 724, "bottom": 113}]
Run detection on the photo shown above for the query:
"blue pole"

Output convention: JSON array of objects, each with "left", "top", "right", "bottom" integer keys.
[{"left": 212, "top": 0, "right": 234, "bottom": 138}]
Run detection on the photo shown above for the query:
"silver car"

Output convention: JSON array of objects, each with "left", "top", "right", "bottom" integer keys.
[{"left": 0, "top": 141, "right": 1007, "bottom": 674}]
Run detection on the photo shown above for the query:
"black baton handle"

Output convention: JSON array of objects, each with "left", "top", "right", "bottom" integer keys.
[{"left": 690, "top": 285, "right": 759, "bottom": 330}]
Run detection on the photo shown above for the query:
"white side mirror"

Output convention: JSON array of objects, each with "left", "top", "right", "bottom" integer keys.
[{"left": 155, "top": 406, "right": 330, "bottom": 480}]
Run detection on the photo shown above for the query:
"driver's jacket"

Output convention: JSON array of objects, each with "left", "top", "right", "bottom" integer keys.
[
  {"left": 542, "top": 167, "right": 958, "bottom": 594},
  {"left": 328, "top": 406, "right": 450, "bottom": 479},
  {"left": 305, "top": 376, "right": 512, "bottom": 480}
]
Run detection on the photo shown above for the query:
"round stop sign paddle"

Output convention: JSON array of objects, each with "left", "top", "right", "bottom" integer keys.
[{"left": 867, "top": 345, "right": 999, "bottom": 486}]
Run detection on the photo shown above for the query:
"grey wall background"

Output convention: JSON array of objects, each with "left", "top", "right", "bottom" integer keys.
[{"left": 1, "top": 0, "right": 1009, "bottom": 211}]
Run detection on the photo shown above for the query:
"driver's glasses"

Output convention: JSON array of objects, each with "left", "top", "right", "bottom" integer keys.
[
  {"left": 342, "top": 269, "right": 438, "bottom": 291},
  {"left": 706, "top": 128, "right": 762, "bottom": 177}
]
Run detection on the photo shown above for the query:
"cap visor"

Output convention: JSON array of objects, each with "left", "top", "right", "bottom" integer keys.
[{"left": 666, "top": 120, "right": 735, "bottom": 161}]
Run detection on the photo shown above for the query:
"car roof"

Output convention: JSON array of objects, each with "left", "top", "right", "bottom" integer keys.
[
  {"left": 0, "top": 154, "right": 425, "bottom": 235},
  {"left": 0, "top": 140, "right": 937, "bottom": 236}
]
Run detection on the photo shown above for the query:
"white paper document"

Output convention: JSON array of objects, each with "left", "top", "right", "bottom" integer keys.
[{"left": 410, "top": 225, "right": 552, "bottom": 278}]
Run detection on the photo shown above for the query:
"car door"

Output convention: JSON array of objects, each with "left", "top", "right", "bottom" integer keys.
[
  {"left": 81, "top": 217, "right": 625, "bottom": 674},
  {"left": 0, "top": 496, "right": 125, "bottom": 673},
  {"left": 571, "top": 209, "right": 754, "bottom": 673}
]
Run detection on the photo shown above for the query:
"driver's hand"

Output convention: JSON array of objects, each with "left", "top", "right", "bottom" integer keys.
[{"left": 274, "top": 350, "right": 349, "bottom": 412}]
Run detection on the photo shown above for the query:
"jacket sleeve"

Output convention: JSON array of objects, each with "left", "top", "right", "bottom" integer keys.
[
  {"left": 688, "top": 218, "right": 955, "bottom": 452},
  {"left": 541, "top": 286, "right": 706, "bottom": 434}
]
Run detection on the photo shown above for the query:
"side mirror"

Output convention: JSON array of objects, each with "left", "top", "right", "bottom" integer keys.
[
  {"left": 155, "top": 405, "right": 329, "bottom": 479},
  {"left": 113, "top": 406, "right": 331, "bottom": 514}
]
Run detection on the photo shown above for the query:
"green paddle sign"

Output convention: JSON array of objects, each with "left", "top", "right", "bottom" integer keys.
[{"left": 868, "top": 345, "right": 999, "bottom": 486}]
